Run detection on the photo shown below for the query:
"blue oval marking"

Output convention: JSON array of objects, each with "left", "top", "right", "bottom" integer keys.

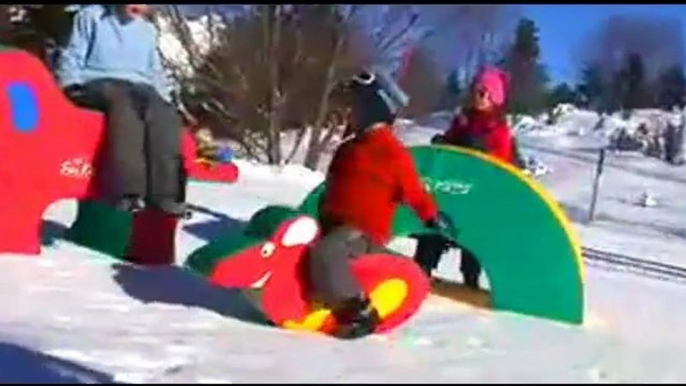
[{"left": 7, "top": 82, "right": 39, "bottom": 133}]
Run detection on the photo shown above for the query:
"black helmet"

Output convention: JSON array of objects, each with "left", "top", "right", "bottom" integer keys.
[{"left": 343, "top": 70, "right": 409, "bottom": 132}]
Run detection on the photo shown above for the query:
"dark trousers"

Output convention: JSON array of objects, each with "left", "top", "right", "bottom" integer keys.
[
  {"left": 413, "top": 234, "right": 481, "bottom": 285},
  {"left": 66, "top": 79, "right": 184, "bottom": 202},
  {"left": 308, "top": 226, "right": 386, "bottom": 306}
]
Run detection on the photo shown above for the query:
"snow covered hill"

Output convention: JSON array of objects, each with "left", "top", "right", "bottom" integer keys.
[{"left": 2, "top": 108, "right": 686, "bottom": 382}]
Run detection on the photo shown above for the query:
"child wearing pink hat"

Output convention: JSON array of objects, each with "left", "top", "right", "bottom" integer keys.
[
  {"left": 440, "top": 66, "right": 516, "bottom": 162},
  {"left": 474, "top": 67, "right": 508, "bottom": 107},
  {"left": 414, "top": 66, "right": 522, "bottom": 289}
]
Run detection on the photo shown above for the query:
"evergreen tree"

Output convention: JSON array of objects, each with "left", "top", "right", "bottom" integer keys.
[
  {"left": 502, "top": 17, "right": 549, "bottom": 115},
  {"left": 547, "top": 82, "right": 577, "bottom": 108},
  {"left": 656, "top": 64, "right": 686, "bottom": 110},
  {"left": 615, "top": 52, "right": 648, "bottom": 112},
  {"left": 577, "top": 64, "right": 606, "bottom": 111}
]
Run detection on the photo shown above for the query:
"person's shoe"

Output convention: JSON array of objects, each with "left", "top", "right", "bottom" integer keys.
[
  {"left": 331, "top": 296, "right": 381, "bottom": 340},
  {"left": 147, "top": 199, "right": 192, "bottom": 219},
  {"left": 464, "top": 273, "right": 480, "bottom": 290},
  {"left": 114, "top": 195, "right": 145, "bottom": 213}
]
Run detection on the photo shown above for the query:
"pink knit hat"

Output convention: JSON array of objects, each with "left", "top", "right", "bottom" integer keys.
[{"left": 474, "top": 67, "right": 509, "bottom": 107}]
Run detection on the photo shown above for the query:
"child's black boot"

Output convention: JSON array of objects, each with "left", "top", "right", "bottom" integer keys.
[{"left": 332, "top": 296, "right": 381, "bottom": 340}]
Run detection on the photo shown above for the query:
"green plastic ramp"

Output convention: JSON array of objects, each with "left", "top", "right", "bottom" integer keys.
[
  {"left": 64, "top": 200, "right": 134, "bottom": 260},
  {"left": 300, "top": 145, "right": 585, "bottom": 325},
  {"left": 65, "top": 200, "right": 180, "bottom": 266}
]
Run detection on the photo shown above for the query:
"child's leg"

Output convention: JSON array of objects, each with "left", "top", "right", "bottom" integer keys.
[
  {"left": 460, "top": 249, "right": 482, "bottom": 289},
  {"left": 137, "top": 87, "right": 185, "bottom": 213},
  {"left": 413, "top": 234, "right": 450, "bottom": 276},
  {"left": 308, "top": 225, "right": 384, "bottom": 339},
  {"left": 309, "top": 226, "right": 369, "bottom": 305}
]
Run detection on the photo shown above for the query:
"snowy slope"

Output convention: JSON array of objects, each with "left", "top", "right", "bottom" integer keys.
[
  {"left": 515, "top": 110, "right": 686, "bottom": 267},
  {"left": 2, "top": 109, "right": 686, "bottom": 382}
]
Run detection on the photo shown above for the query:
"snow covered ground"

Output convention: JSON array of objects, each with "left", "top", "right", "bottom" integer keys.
[
  {"left": 517, "top": 110, "right": 686, "bottom": 267},
  {"left": 2, "top": 108, "right": 686, "bottom": 383}
]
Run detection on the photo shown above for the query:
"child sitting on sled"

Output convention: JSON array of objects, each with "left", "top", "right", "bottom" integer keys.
[
  {"left": 414, "top": 66, "right": 522, "bottom": 289},
  {"left": 310, "top": 70, "right": 455, "bottom": 339}
]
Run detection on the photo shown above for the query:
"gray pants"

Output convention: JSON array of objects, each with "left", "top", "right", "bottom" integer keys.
[
  {"left": 66, "top": 79, "right": 184, "bottom": 202},
  {"left": 309, "top": 226, "right": 387, "bottom": 306}
]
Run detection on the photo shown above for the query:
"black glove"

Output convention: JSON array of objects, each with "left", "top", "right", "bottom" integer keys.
[
  {"left": 431, "top": 134, "right": 448, "bottom": 145},
  {"left": 425, "top": 211, "right": 458, "bottom": 244}
]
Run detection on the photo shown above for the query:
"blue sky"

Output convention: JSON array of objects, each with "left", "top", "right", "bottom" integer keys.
[
  {"left": 522, "top": 4, "right": 686, "bottom": 84},
  {"left": 176, "top": 5, "right": 686, "bottom": 85}
]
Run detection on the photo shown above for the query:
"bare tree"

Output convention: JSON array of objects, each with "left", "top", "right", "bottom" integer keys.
[
  {"left": 300, "top": 5, "right": 367, "bottom": 169},
  {"left": 398, "top": 44, "right": 444, "bottom": 118},
  {"left": 576, "top": 13, "right": 686, "bottom": 106},
  {"left": 585, "top": 15, "right": 684, "bottom": 77},
  {"left": 160, "top": 5, "right": 424, "bottom": 170},
  {"left": 412, "top": 5, "right": 521, "bottom": 83}
]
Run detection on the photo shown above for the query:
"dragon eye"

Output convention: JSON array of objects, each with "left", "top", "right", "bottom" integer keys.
[
  {"left": 261, "top": 242, "right": 275, "bottom": 258},
  {"left": 281, "top": 217, "right": 319, "bottom": 247}
]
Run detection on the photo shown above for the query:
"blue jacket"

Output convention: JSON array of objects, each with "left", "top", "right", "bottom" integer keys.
[{"left": 56, "top": 5, "right": 171, "bottom": 102}]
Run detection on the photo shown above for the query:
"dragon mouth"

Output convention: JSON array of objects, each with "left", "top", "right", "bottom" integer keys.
[{"left": 251, "top": 272, "right": 273, "bottom": 289}]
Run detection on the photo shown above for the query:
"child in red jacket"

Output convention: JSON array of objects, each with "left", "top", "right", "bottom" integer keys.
[
  {"left": 414, "top": 67, "right": 521, "bottom": 289},
  {"left": 438, "top": 67, "right": 517, "bottom": 163},
  {"left": 310, "top": 70, "right": 454, "bottom": 339}
]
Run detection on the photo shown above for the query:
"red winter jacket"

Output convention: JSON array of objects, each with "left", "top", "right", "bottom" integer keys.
[
  {"left": 443, "top": 108, "right": 515, "bottom": 165},
  {"left": 320, "top": 124, "right": 438, "bottom": 245}
]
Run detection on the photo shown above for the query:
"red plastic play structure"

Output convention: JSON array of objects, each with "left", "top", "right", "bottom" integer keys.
[
  {"left": 0, "top": 48, "right": 237, "bottom": 261},
  {"left": 185, "top": 206, "right": 430, "bottom": 335}
]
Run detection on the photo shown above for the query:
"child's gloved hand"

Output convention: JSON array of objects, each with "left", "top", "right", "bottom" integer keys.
[
  {"left": 425, "top": 211, "right": 458, "bottom": 245},
  {"left": 431, "top": 134, "right": 448, "bottom": 145}
]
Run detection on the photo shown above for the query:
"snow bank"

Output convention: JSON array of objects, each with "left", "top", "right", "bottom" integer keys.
[
  {"left": 395, "top": 118, "right": 443, "bottom": 146},
  {"left": 512, "top": 115, "right": 547, "bottom": 135},
  {"left": 233, "top": 159, "right": 324, "bottom": 187}
]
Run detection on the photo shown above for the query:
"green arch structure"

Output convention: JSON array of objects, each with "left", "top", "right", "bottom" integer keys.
[{"left": 299, "top": 145, "right": 585, "bottom": 325}]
